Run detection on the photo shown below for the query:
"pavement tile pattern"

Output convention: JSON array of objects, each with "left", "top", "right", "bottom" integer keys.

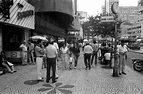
[{"left": 0, "top": 52, "right": 143, "bottom": 94}]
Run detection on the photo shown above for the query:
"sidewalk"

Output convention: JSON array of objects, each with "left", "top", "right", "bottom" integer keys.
[{"left": 0, "top": 54, "right": 143, "bottom": 94}]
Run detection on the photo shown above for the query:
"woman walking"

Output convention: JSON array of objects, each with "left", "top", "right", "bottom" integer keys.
[
  {"left": 60, "top": 43, "right": 69, "bottom": 70},
  {"left": 69, "top": 42, "right": 80, "bottom": 69}
]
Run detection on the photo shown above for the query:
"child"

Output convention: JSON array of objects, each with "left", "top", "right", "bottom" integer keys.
[
  {"left": 69, "top": 53, "right": 74, "bottom": 70},
  {"left": 104, "top": 50, "right": 111, "bottom": 67}
]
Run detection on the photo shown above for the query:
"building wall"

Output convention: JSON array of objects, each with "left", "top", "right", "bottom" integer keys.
[
  {"left": 119, "top": 6, "right": 143, "bottom": 23},
  {"left": 28, "top": 0, "right": 74, "bottom": 16}
]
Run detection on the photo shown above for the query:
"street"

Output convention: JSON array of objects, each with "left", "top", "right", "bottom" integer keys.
[{"left": 0, "top": 51, "right": 143, "bottom": 94}]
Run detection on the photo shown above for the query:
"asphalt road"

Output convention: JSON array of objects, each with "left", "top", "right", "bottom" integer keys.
[{"left": 126, "top": 51, "right": 143, "bottom": 68}]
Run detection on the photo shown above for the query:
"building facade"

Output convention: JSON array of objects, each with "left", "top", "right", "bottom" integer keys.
[
  {"left": 28, "top": 0, "right": 78, "bottom": 39},
  {"left": 0, "top": 0, "right": 35, "bottom": 62},
  {"left": 119, "top": 6, "right": 143, "bottom": 23}
]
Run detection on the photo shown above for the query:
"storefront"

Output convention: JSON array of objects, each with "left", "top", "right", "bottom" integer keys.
[{"left": 0, "top": 0, "right": 35, "bottom": 62}]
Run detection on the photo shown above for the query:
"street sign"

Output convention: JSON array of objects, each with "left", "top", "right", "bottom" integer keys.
[{"left": 100, "top": 16, "right": 114, "bottom": 22}]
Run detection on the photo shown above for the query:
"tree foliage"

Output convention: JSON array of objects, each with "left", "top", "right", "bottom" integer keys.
[{"left": 82, "top": 15, "right": 118, "bottom": 38}]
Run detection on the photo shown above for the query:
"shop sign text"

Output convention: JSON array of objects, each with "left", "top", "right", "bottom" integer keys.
[{"left": 17, "top": 10, "right": 34, "bottom": 20}]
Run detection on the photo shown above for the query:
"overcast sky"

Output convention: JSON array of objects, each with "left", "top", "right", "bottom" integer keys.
[{"left": 77, "top": 0, "right": 138, "bottom": 16}]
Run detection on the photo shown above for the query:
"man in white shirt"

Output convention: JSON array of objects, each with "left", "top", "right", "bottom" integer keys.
[
  {"left": 117, "top": 41, "right": 128, "bottom": 75},
  {"left": 83, "top": 42, "right": 93, "bottom": 70},
  {"left": 91, "top": 41, "right": 99, "bottom": 66},
  {"left": 45, "top": 38, "right": 58, "bottom": 83},
  {"left": 20, "top": 40, "right": 27, "bottom": 65}
]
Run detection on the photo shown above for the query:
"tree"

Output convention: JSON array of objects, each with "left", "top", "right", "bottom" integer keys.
[
  {"left": 82, "top": 15, "right": 116, "bottom": 38},
  {"left": 82, "top": 15, "right": 123, "bottom": 39}
]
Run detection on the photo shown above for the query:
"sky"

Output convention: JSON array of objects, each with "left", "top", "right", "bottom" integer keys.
[{"left": 77, "top": 0, "right": 139, "bottom": 16}]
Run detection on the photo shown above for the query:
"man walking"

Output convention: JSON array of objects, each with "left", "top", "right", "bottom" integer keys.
[
  {"left": 117, "top": 41, "right": 128, "bottom": 75},
  {"left": 83, "top": 42, "right": 93, "bottom": 70},
  {"left": 45, "top": 38, "right": 58, "bottom": 83},
  {"left": 20, "top": 40, "right": 27, "bottom": 66},
  {"left": 35, "top": 39, "right": 44, "bottom": 81},
  {"left": 91, "top": 41, "right": 99, "bottom": 66}
]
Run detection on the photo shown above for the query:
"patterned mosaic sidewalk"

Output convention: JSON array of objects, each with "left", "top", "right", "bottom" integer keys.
[{"left": 0, "top": 53, "right": 143, "bottom": 94}]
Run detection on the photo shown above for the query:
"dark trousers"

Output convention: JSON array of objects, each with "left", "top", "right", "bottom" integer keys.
[
  {"left": 74, "top": 54, "right": 79, "bottom": 67},
  {"left": 46, "top": 58, "right": 56, "bottom": 82},
  {"left": 91, "top": 51, "right": 97, "bottom": 65},
  {"left": 84, "top": 53, "right": 92, "bottom": 69}
]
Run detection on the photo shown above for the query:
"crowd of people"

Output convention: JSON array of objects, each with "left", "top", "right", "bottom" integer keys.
[{"left": 0, "top": 37, "right": 128, "bottom": 81}]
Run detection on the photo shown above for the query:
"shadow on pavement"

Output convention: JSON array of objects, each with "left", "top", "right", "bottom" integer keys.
[
  {"left": 101, "top": 65, "right": 113, "bottom": 69},
  {"left": 24, "top": 80, "right": 39, "bottom": 85}
]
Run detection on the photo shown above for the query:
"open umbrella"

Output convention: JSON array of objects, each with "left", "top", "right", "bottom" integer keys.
[{"left": 29, "top": 35, "right": 48, "bottom": 42}]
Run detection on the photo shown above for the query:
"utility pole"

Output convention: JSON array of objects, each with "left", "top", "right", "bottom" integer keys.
[
  {"left": 111, "top": 2, "right": 120, "bottom": 77},
  {"left": 112, "top": 14, "right": 119, "bottom": 77}
]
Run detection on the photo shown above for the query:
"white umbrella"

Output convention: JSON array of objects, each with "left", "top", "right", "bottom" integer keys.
[{"left": 29, "top": 35, "right": 48, "bottom": 42}]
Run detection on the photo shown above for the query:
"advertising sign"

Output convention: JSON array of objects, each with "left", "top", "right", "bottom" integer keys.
[
  {"left": 126, "top": 24, "right": 141, "bottom": 36},
  {"left": 100, "top": 16, "right": 114, "bottom": 22}
]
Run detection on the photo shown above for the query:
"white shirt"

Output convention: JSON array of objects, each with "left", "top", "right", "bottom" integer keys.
[
  {"left": 117, "top": 45, "right": 128, "bottom": 53},
  {"left": 20, "top": 44, "right": 27, "bottom": 51},
  {"left": 60, "top": 47, "right": 68, "bottom": 54},
  {"left": 53, "top": 42, "right": 59, "bottom": 50},
  {"left": 104, "top": 53, "right": 111, "bottom": 60},
  {"left": 46, "top": 44, "right": 58, "bottom": 58},
  {"left": 69, "top": 57, "right": 74, "bottom": 62},
  {"left": 84, "top": 45, "right": 93, "bottom": 54}
]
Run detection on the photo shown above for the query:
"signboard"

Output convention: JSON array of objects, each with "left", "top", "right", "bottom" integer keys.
[
  {"left": 0, "top": 0, "right": 35, "bottom": 29},
  {"left": 126, "top": 24, "right": 141, "bottom": 36},
  {"left": 100, "top": 16, "right": 114, "bottom": 22}
]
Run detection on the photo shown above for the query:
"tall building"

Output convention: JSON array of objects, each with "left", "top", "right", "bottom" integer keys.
[{"left": 119, "top": 6, "right": 143, "bottom": 23}]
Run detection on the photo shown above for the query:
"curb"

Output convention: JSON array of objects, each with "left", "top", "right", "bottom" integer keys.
[{"left": 129, "top": 50, "right": 143, "bottom": 54}]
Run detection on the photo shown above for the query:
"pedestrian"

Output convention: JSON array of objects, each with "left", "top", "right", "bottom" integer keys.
[
  {"left": 83, "top": 42, "right": 93, "bottom": 70},
  {"left": 104, "top": 49, "right": 111, "bottom": 67},
  {"left": 0, "top": 51, "right": 16, "bottom": 73},
  {"left": 117, "top": 41, "right": 128, "bottom": 75},
  {"left": 70, "top": 42, "right": 80, "bottom": 69},
  {"left": 27, "top": 40, "right": 35, "bottom": 65},
  {"left": 69, "top": 53, "right": 74, "bottom": 70},
  {"left": 20, "top": 40, "right": 27, "bottom": 66},
  {"left": 35, "top": 39, "right": 44, "bottom": 81},
  {"left": 60, "top": 43, "right": 69, "bottom": 70},
  {"left": 45, "top": 38, "right": 58, "bottom": 83},
  {"left": 53, "top": 38, "right": 59, "bottom": 79},
  {"left": 91, "top": 40, "right": 99, "bottom": 66}
]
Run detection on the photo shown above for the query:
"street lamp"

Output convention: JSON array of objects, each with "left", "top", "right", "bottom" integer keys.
[{"left": 111, "top": 2, "right": 120, "bottom": 77}]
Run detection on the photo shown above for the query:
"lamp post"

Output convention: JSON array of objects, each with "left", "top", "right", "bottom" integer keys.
[{"left": 111, "top": 2, "right": 120, "bottom": 77}]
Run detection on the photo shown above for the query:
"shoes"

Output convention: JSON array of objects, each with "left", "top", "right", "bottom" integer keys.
[
  {"left": 119, "top": 73, "right": 122, "bottom": 75},
  {"left": 52, "top": 80, "right": 57, "bottom": 83},
  {"left": 38, "top": 77, "right": 44, "bottom": 81},
  {"left": 122, "top": 72, "right": 126, "bottom": 75},
  {"left": 74, "top": 67, "right": 76, "bottom": 69}
]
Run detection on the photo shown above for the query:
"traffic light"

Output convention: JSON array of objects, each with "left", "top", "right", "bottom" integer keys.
[{"left": 0, "top": 0, "right": 13, "bottom": 19}]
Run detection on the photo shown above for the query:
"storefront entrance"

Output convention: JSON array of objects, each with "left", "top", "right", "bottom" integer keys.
[{"left": 2, "top": 25, "right": 24, "bottom": 63}]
